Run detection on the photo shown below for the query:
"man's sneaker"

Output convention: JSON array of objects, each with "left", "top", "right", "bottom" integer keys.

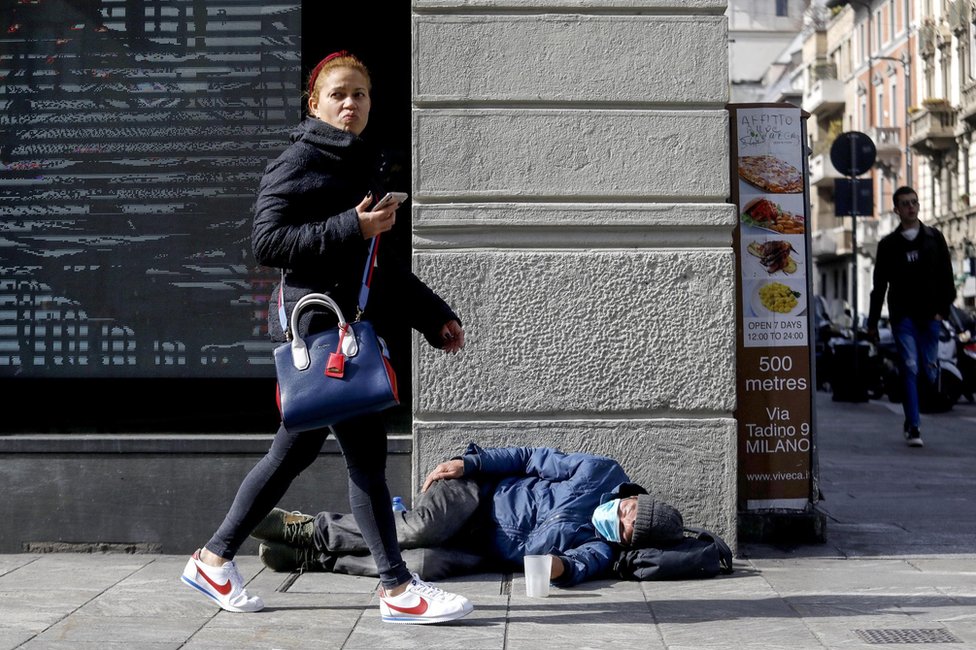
[
  {"left": 258, "top": 541, "right": 333, "bottom": 573},
  {"left": 180, "top": 550, "right": 264, "bottom": 613},
  {"left": 905, "top": 426, "right": 924, "bottom": 448},
  {"left": 379, "top": 573, "right": 474, "bottom": 624},
  {"left": 250, "top": 507, "right": 315, "bottom": 545}
]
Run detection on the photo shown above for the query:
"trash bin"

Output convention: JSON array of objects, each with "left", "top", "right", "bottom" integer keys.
[{"left": 830, "top": 339, "right": 872, "bottom": 403}]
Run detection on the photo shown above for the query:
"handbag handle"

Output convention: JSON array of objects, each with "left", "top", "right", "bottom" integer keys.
[
  {"left": 278, "top": 235, "right": 382, "bottom": 337},
  {"left": 287, "top": 293, "right": 359, "bottom": 371}
]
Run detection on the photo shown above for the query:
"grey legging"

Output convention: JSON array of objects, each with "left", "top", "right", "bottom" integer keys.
[{"left": 310, "top": 476, "right": 493, "bottom": 580}]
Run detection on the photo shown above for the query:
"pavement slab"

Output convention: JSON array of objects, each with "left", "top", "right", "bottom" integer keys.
[{"left": 2, "top": 394, "right": 975, "bottom": 649}]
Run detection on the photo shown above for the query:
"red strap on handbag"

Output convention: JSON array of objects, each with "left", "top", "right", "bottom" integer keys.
[{"left": 326, "top": 324, "right": 350, "bottom": 378}]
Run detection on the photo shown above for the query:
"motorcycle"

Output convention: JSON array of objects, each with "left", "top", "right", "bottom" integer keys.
[
  {"left": 957, "top": 333, "right": 976, "bottom": 403},
  {"left": 871, "top": 323, "right": 902, "bottom": 402},
  {"left": 921, "top": 318, "right": 964, "bottom": 412},
  {"left": 873, "top": 317, "right": 963, "bottom": 413},
  {"left": 824, "top": 316, "right": 886, "bottom": 403},
  {"left": 825, "top": 333, "right": 873, "bottom": 402},
  {"left": 949, "top": 305, "right": 976, "bottom": 403}
]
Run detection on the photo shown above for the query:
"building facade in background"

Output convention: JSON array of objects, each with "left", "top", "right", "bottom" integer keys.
[
  {"left": 800, "top": 0, "right": 976, "bottom": 319},
  {"left": 729, "top": 0, "right": 814, "bottom": 102}
]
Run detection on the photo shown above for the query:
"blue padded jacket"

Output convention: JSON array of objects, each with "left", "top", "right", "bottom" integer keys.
[{"left": 460, "top": 443, "right": 644, "bottom": 587}]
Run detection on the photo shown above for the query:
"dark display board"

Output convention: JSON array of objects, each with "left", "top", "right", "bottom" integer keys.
[
  {"left": 0, "top": 2, "right": 413, "bottom": 431},
  {"left": 0, "top": 0, "right": 301, "bottom": 380}
]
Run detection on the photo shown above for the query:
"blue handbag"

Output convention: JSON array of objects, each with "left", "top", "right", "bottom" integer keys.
[
  {"left": 273, "top": 235, "right": 398, "bottom": 432},
  {"left": 274, "top": 292, "right": 399, "bottom": 432}
]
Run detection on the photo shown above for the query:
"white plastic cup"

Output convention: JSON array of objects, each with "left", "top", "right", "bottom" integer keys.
[{"left": 523, "top": 554, "right": 552, "bottom": 598}]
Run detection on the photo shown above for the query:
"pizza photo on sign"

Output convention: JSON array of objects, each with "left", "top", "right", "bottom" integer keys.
[
  {"left": 738, "top": 154, "right": 804, "bottom": 193},
  {"left": 741, "top": 197, "right": 805, "bottom": 234}
]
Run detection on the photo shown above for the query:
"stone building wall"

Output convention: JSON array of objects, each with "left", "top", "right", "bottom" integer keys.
[{"left": 410, "top": 0, "right": 738, "bottom": 547}]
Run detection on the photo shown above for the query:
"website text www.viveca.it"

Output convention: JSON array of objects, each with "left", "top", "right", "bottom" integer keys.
[{"left": 745, "top": 471, "right": 810, "bottom": 482}]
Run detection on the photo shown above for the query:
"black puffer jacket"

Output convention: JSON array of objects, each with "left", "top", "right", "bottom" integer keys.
[{"left": 252, "top": 118, "right": 457, "bottom": 345}]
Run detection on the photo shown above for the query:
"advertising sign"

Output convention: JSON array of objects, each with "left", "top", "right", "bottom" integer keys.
[{"left": 729, "top": 104, "right": 815, "bottom": 511}]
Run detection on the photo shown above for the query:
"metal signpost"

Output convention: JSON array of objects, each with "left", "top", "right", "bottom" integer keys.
[{"left": 830, "top": 131, "right": 876, "bottom": 401}]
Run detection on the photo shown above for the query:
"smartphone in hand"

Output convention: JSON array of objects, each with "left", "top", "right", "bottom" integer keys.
[{"left": 374, "top": 192, "right": 408, "bottom": 210}]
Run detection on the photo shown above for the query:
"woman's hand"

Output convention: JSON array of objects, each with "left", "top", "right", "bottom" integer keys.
[
  {"left": 421, "top": 459, "right": 464, "bottom": 492},
  {"left": 356, "top": 193, "right": 398, "bottom": 239},
  {"left": 440, "top": 320, "right": 465, "bottom": 353}
]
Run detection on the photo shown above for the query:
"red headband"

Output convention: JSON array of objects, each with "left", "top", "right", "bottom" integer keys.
[{"left": 308, "top": 50, "right": 353, "bottom": 94}]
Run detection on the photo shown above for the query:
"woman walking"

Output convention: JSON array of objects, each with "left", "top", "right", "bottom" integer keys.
[{"left": 180, "top": 51, "right": 471, "bottom": 624}]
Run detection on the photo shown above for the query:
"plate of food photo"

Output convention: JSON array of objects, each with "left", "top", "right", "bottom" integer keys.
[
  {"left": 738, "top": 154, "right": 804, "bottom": 194},
  {"left": 751, "top": 280, "right": 805, "bottom": 317},
  {"left": 746, "top": 239, "right": 800, "bottom": 275},
  {"left": 741, "top": 197, "right": 805, "bottom": 235}
]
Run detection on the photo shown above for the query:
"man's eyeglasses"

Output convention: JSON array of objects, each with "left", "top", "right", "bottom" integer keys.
[{"left": 897, "top": 198, "right": 919, "bottom": 208}]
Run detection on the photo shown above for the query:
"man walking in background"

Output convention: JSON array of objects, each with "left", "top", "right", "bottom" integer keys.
[{"left": 868, "top": 186, "right": 956, "bottom": 447}]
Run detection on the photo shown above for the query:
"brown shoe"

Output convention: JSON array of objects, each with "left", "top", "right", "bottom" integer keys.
[
  {"left": 259, "top": 541, "right": 334, "bottom": 573},
  {"left": 250, "top": 507, "right": 314, "bottom": 545}
]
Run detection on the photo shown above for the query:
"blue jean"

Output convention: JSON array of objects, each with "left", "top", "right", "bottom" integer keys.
[
  {"left": 891, "top": 317, "right": 941, "bottom": 429},
  {"left": 204, "top": 412, "right": 411, "bottom": 589}
]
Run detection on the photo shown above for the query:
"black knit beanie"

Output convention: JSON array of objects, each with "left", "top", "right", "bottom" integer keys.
[{"left": 630, "top": 495, "right": 684, "bottom": 547}]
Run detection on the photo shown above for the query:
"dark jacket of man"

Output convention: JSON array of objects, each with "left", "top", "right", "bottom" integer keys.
[{"left": 868, "top": 222, "right": 955, "bottom": 330}]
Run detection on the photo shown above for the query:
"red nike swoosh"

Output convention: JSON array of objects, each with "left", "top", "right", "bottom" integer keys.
[
  {"left": 196, "top": 563, "right": 232, "bottom": 596},
  {"left": 385, "top": 596, "right": 429, "bottom": 615}
]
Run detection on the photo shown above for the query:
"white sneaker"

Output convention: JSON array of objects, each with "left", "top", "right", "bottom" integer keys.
[
  {"left": 905, "top": 426, "right": 924, "bottom": 448},
  {"left": 181, "top": 550, "right": 265, "bottom": 613},
  {"left": 379, "top": 573, "right": 473, "bottom": 624}
]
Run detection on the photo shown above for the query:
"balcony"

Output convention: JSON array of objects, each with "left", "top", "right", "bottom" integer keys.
[
  {"left": 858, "top": 218, "right": 881, "bottom": 260},
  {"left": 959, "top": 78, "right": 976, "bottom": 125},
  {"left": 811, "top": 228, "right": 836, "bottom": 258},
  {"left": 811, "top": 224, "right": 852, "bottom": 260},
  {"left": 950, "top": 0, "right": 971, "bottom": 34},
  {"left": 809, "top": 152, "right": 843, "bottom": 187},
  {"left": 803, "top": 77, "right": 845, "bottom": 116},
  {"left": 909, "top": 100, "right": 958, "bottom": 154},
  {"left": 919, "top": 19, "right": 936, "bottom": 57},
  {"left": 869, "top": 126, "right": 902, "bottom": 168}
]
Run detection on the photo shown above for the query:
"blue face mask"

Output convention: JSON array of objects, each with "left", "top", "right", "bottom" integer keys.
[{"left": 591, "top": 499, "right": 621, "bottom": 543}]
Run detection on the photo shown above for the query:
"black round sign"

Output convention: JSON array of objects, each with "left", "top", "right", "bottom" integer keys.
[{"left": 830, "top": 131, "right": 877, "bottom": 177}]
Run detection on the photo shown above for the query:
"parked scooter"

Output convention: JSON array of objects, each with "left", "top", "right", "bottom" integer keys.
[
  {"left": 870, "top": 322, "right": 901, "bottom": 402},
  {"left": 919, "top": 318, "right": 964, "bottom": 412},
  {"left": 957, "top": 333, "right": 976, "bottom": 403},
  {"left": 949, "top": 305, "right": 976, "bottom": 403},
  {"left": 872, "top": 317, "right": 963, "bottom": 412},
  {"left": 825, "top": 314, "right": 885, "bottom": 402}
]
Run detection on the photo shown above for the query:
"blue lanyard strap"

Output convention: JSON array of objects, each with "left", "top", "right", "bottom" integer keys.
[{"left": 358, "top": 234, "right": 380, "bottom": 316}]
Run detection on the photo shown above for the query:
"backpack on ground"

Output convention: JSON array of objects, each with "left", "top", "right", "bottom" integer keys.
[{"left": 613, "top": 527, "right": 734, "bottom": 581}]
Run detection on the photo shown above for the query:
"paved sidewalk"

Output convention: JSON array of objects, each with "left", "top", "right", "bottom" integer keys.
[{"left": 1, "top": 393, "right": 974, "bottom": 649}]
